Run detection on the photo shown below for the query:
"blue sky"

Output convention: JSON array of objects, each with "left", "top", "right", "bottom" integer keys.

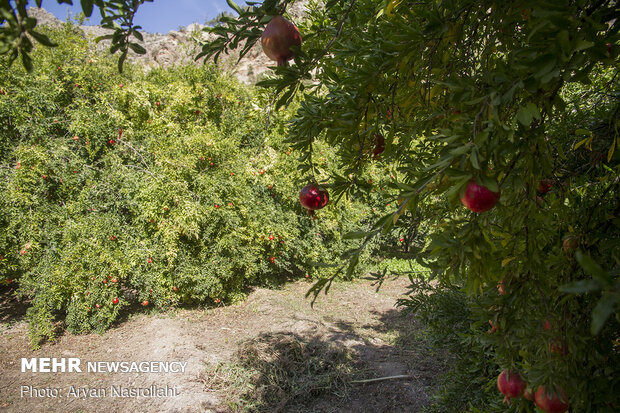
[{"left": 32, "top": 0, "right": 238, "bottom": 33}]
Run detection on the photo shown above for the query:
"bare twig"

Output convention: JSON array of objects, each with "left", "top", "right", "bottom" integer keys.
[{"left": 351, "top": 375, "right": 414, "bottom": 384}]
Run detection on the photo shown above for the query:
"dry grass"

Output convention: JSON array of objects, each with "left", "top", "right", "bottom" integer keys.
[{"left": 202, "top": 332, "right": 366, "bottom": 412}]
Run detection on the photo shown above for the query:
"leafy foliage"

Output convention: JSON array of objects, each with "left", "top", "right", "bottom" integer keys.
[
  {"left": 201, "top": 0, "right": 620, "bottom": 410},
  {"left": 0, "top": 0, "right": 152, "bottom": 72},
  {"left": 1, "top": 1, "right": 619, "bottom": 409},
  {"left": 0, "top": 23, "right": 387, "bottom": 347}
]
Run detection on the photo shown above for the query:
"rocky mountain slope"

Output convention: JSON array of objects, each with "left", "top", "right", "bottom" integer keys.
[{"left": 28, "top": 4, "right": 307, "bottom": 84}]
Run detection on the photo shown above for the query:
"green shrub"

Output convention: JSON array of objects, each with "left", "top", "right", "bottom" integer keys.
[{"left": 0, "top": 24, "right": 387, "bottom": 347}]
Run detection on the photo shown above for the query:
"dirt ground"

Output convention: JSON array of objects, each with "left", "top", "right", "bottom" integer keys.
[{"left": 0, "top": 277, "right": 445, "bottom": 412}]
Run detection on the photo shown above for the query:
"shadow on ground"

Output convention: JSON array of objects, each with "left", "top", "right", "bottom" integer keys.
[
  {"left": 201, "top": 308, "right": 444, "bottom": 413},
  {"left": 0, "top": 283, "right": 28, "bottom": 326}
]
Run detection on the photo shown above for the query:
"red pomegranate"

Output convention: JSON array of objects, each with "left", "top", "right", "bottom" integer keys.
[
  {"left": 497, "top": 370, "right": 526, "bottom": 401},
  {"left": 372, "top": 134, "right": 385, "bottom": 158},
  {"left": 562, "top": 235, "right": 578, "bottom": 252},
  {"left": 537, "top": 179, "right": 552, "bottom": 195},
  {"left": 460, "top": 179, "right": 500, "bottom": 213},
  {"left": 497, "top": 279, "right": 506, "bottom": 295},
  {"left": 261, "top": 15, "right": 302, "bottom": 67},
  {"left": 299, "top": 184, "right": 329, "bottom": 211},
  {"left": 535, "top": 385, "right": 569, "bottom": 413}
]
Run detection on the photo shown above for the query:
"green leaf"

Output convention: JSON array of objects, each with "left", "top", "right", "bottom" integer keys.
[
  {"left": 29, "top": 30, "right": 58, "bottom": 47},
  {"left": 132, "top": 30, "right": 144, "bottom": 42},
  {"left": 275, "top": 87, "right": 296, "bottom": 110},
  {"left": 480, "top": 175, "right": 499, "bottom": 193},
  {"left": 21, "top": 51, "right": 33, "bottom": 73},
  {"left": 117, "top": 50, "right": 127, "bottom": 73},
  {"left": 516, "top": 103, "right": 540, "bottom": 127},
  {"left": 576, "top": 251, "right": 611, "bottom": 285},
  {"left": 591, "top": 293, "right": 616, "bottom": 335},
  {"left": 129, "top": 42, "right": 146, "bottom": 55},
  {"left": 343, "top": 231, "right": 376, "bottom": 240},
  {"left": 80, "top": 0, "right": 94, "bottom": 17},
  {"left": 559, "top": 279, "right": 602, "bottom": 294},
  {"left": 573, "top": 39, "right": 594, "bottom": 52},
  {"left": 470, "top": 149, "right": 480, "bottom": 169},
  {"left": 226, "top": 0, "right": 243, "bottom": 15}
]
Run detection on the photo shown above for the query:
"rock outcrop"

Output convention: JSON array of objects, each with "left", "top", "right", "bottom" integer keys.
[{"left": 28, "top": 4, "right": 308, "bottom": 84}]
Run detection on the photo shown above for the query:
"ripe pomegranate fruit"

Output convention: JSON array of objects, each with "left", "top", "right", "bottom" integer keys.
[
  {"left": 142, "top": 300, "right": 149, "bottom": 306},
  {"left": 372, "top": 134, "right": 385, "bottom": 158},
  {"left": 299, "top": 184, "right": 329, "bottom": 210},
  {"left": 261, "top": 15, "right": 302, "bottom": 67},
  {"left": 562, "top": 235, "right": 578, "bottom": 252},
  {"left": 535, "top": 385, "right": 569, "bottom": 413},
  {"left": 537, "top": 179, "right": 552, "bottom": 195},
  {"left": 549, "top": 340, "right": 568, "bottom": 356},
  {"left": 460, "top": 179, "right": 500, "bottom": 212},
  {"left": 497, "top": 279, "right": 506, "bottom": 295},
  {"left": 497, "top": 370, "right": 526, "bottom": 401}
]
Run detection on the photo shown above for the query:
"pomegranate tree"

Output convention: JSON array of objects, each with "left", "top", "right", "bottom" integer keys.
[
  {"left": 261, "top": 15, "right": 302, "bottom": 67},
  {"left": 497, "top": 370, "right": 526, "bottom": 402},
  {"left": 535, "top": 385, "right": 569, "bottom": 413},
  {"left": 460, "top": 179, "right": 500, "bottom": 213},
  {"left": 299, "top": 184, "right": 329, "bottom": 211}
]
